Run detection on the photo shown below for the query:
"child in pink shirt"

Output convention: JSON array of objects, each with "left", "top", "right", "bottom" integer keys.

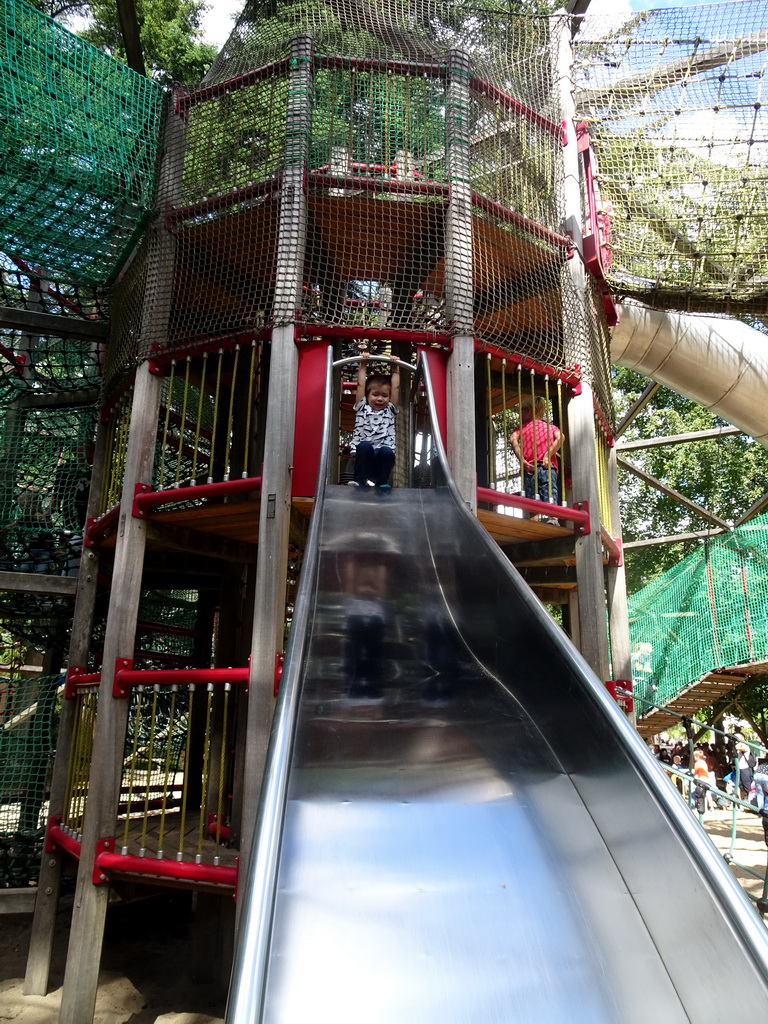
[{"left": 510, "top": 396, "right": 563, "bottom": 515}]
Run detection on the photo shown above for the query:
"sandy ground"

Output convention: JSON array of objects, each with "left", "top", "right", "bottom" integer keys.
[
  {"left": 0, "top": 888, "right": 228, "bottom": 1024},
  {"left": 0, "top": 812, "right": 766, "bottom": 1023}
]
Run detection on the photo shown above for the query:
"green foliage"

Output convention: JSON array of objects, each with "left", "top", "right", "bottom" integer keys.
[
  {"left": 28, "top": 0, "right": 217, "bottom": 85},
  {"left": 614, "top": 364, "right": 768, "bottom": 594}
]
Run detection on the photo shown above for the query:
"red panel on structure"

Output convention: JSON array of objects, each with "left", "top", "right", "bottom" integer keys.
[
  {"left": 420, "top": 347, "right": 448, "bottom": 450},
  {"left": 293, "top": 340, "right": 329, "bottom": 497}
]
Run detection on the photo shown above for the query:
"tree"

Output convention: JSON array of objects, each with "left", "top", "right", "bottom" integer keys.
[
  {"left": 27, "top": 0, "right": 217, "bottom": 85},
  {"left": 613, "top": 364, "right": 768, "bottom": 594}
]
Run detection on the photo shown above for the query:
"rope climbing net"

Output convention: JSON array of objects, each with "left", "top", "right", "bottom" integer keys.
[
  {"left": 105, "top": 0, "right": 604, "bottom": 400},
  {"left": 0, "top": 0, "right": 164, "bottom": 286},
  {"left": 574, "top": 0, "right": 768, "bottom": 316},
  {"left": 629, "top": 513, "right": 768, "bottom": 709}
]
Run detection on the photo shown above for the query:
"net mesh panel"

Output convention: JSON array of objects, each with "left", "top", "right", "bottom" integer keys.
[
  {"left": 0, "top": 258, "right": 109, "bottom": 397},
  {"left": 140, "top": 2, "right": 601, "bottom": 397},
  {"left": 574, "top": 1, "right": 768, "bottom": 316},
  {"left": 136, "top": 589, "right": 200, "bottom": 667},
  {"left": 0, "top": 669, "right": 59, "bottom": 887},
  {"left": 0, "top": 0, "right": 164, "bottom": 286},
  {"left": 629, "top": 515, "right": 768, "bottom": 713},
  {"left": 0, "top": 401, "right": 95, "bottom": 574}
]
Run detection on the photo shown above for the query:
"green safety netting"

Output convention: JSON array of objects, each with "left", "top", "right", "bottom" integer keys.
[
  {"left": 574, "top": 1, "right": 768, "bottom": 316},
  {"left": 0, "top": 671, "right": 59, "bottom": 887},
  {"left": 136, "top": 589, "right": 201, "bottom": 668},
  {"left": 0, "top": 0, "right": 164, "bottom": 286},
  {"left": 629, "top": 515, "right": 768, "bottom": 712},
  {"left": 0, "top": 401, "right": 96, "bottom": 574}
]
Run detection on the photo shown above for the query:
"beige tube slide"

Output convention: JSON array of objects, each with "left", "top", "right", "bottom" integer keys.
[{"left": 611, "top": 302, "right": 768, "bottom": 445}]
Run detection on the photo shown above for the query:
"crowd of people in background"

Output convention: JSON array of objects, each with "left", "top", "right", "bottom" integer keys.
[{"left": 651, "top": 738, "right": 768, "bottom": 819}]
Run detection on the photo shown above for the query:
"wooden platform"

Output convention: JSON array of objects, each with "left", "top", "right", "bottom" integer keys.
[
  {"left": 170, "top": 192, "right": 565, "bottom": 349},
  {"left": 635, "top": 662, "right": 768, "bottom": 738},
  {"left": 91, "top": 493, "right": 591, "bottom": 601},
  {"left": 123, "top": 494, "right": 574, "bottom": 555}
]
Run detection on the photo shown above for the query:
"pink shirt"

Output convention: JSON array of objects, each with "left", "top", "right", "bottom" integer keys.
[{"left": 516, "top": 419, "right": 560, "bottom": 469}]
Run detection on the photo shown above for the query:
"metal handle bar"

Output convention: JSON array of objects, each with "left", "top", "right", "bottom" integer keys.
[{"left": 332, "top": 355, "right": 417, "bottom": 372}]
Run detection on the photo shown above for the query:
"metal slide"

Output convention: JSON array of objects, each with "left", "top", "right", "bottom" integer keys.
[{"left": 228, "top": 355, "right": 768, "bottom": 1023}]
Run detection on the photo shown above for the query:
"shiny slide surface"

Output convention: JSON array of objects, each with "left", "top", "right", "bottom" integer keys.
[{"left": 229, "top": 482, "right": 768, "bottom": 1023}]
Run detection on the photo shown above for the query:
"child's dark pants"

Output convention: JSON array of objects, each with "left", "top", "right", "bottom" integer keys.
[
  {"left": 523, "top": 463, "right": 559, "bottom": 505},
  {"left": 354, "top": 442, "right": 394, "bottom": 487}
]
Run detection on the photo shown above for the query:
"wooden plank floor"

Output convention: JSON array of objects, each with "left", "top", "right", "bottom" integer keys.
[
  {"left": 115, "top": 808, "right": 237, "bottom": 870},
  {"left": 99, "top": 492, "right": 578, "bottom": 560}
]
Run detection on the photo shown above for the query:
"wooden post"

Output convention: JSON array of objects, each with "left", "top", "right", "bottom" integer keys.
[
  {"left": 606, "top": 444, "right": 634, "bottom": 723},
  {"left": 240, "top": 36, "right": 313, "bottom": 878},
  {"left": 445, "top": 50, "right": 476, "bottom": 511},
  {"left": 57, "top": 91, "right": 184, "bottom": 1024},
  {"left": 556, "top": 18, "right": 610, "bottom": 679},
  {"left": 23, "top": 419, "right": 108, "bottom": 995}
]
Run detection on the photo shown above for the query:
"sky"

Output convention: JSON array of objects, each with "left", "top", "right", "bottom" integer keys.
[
  {"left": 198, "top": 0, "right": 707, "bottom": 50},
  {"left": 200, "top": 0, "right": 245, "bottom": 48}
]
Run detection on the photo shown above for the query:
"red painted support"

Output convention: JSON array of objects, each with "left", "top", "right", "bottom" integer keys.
[
  {"left": 274, "top": 652, "right": 285, "bottom": 697},
  {"left": 113, "top": 666, "right": 249, "bottom": 690},
  {"left": 601, "top": 530, "right": 623, "bottom": 568},
  {"left": 470, "top": 193, "right": 572, "bottom": 252},
  {"left": 94, "top": 849, "right": 237, "bottom": 890},
  {"left": 476, "top": 486, "right": 591, "bottom": 533},
  {"left": 474, "top": 341, "right": 581, "bottom": 391},
  {"left": 575, "top": 123, "right": 618, "bottom": 326},
  {"left": 132, "top": 476, "right": 262, "bottom": 516},
  {"left": 469, "top": 77, "right": 565, "bottom": 141},
  {"left": 0, "top": 341, "right": 25, "bottom": 374},
  {"left": 293, "top": 339, "right": 329, "bottom": 497},
  {"left": 46, "top": 818, "right": 82, "bottom": 857},
  {"left": 606, "top": 679, "right": 634, "bottom": 714},
  {"left": 177, "top": 57, "right": 292, "bottom": 112},
  {"left": 85, "top": 504, "right": 120, "bottom": 546},
  {"left": 420, "top": 346, "right": 448, "bottom": 451},
  {"left": 64, "top": 667, "right": 101, "bottom": 698},
  {"left": 317, "top": 54, "right": 445, "bottom": 79}
]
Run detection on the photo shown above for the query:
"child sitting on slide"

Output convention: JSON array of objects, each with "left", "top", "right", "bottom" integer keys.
[{"left": 349, "top": 352, "right": 400, "bottom": 489}]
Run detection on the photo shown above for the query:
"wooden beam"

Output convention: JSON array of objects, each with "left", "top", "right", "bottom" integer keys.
[
  {"left": 616, "top": 426, "right": 743, "bottom": 451},
  {"left": 614, "top": 382, "right": 661, "bottom": 439},
  {"left": 11, "top": 389, "right": 100, "bottom": 410},
  {"left": 0, "top": 571, "right": 77, "bottom": 596},
  {"left": 518, "top": 566, "right": 577, "bottom": 586},
  {"left": 623, "top": 529, "right": 725, "bottom": 549},
  {"left": 502, "top": 535, "right": 576, "bottom": 565},
  {"left": 0, "top": 889, "right": 37, "bottom": 914},
  {"left": 0, "top": 306, "right": 108, "bottom": 341},
  {"left": 577, "top": 29, "right": 768, "bottom": 110},
  {"left": 617, "top": 455, "right": 732, "bottom": 530},
  {"left": 145, "top": 520, "right": 257, "bottom": 565},
  {"left": 530, "top": 587, "right": 571, "bottom": 605},
  {"left": 734, "top": 492, "right": 768, "bottom": 526}
]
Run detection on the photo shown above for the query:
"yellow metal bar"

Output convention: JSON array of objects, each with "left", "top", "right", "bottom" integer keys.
[
  {"left": 224, "top": 345, "right": 240, "bottom": 481},
  {"left": 174, "top": 357, "right": 192, "bottom": 486},
  {"left": 196, "top": 684, "right": 215, "bottom": 858},
  {"left": 208, "top": 350, "right": 224, "bottom": 484},
  {"left": 176, "top": 684, "right": 196, "bottom": 861},
  {"left": 191, "top": 351, "right": 208, "bottom": 484},
  {"left": 242, "top": 342, "right": 258, "bottom": 478},
  {"left": 156, "top": 686, "right": 178, "bottom": 858},
  {"left": 158, "top": 361, "right": 176, "bottom": 489}
]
